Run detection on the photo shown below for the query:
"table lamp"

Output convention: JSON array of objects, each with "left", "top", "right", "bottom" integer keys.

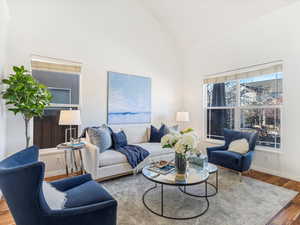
[
  {"left": 176, "top": 112, "right": 190, "bottom": 122},
  {"left": 59, "top": 110, "right": 81, "bottom": 143},
  {"left": 176, "top": 111, "right": 190, "bottom": 131}
]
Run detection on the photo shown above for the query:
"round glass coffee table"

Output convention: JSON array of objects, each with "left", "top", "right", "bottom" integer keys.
[
  {"left": 179, "top": 163, "right": 218, "bottom": 197},
  {"left": 142, "top": 165, "right": 210, "bottom": 220}
]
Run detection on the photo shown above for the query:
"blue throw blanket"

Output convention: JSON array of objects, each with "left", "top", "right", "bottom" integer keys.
[{"left": 115, "top": 145, "right": 149, "bottom": 168}]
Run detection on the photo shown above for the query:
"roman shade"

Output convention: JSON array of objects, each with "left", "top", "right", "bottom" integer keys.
[
  {"left": 203, "top": 64, "right": 283, "bottom": 84},
  {"left": 31, "top": 60, "right": 81, "bottom": 73}
]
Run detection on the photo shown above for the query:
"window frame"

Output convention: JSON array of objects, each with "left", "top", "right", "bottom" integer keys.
[
  {"left": 203, "top": 76, "right": 283, "bottom": 153},
  {"left": 30, "top": 57, "right": 82, "bottom": 149}
]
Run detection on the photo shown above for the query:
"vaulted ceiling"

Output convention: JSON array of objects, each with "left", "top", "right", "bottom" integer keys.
[{"left": 141, "top": 0, "right": 299, "bottom": 50}]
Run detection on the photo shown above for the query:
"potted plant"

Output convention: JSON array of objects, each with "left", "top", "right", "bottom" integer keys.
[
  {"left": 1, "top": 66, "right": 52, "bottom": 148},
  {"left": 161, "top": 129, "right": 200, "bottom": 180}
]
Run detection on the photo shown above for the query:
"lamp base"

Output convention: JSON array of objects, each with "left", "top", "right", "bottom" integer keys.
[{"left": 65, "top": 127, "right": 77, "bottom": 143}]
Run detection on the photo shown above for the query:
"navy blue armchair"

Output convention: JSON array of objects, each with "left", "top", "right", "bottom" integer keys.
[
  {"left": 0, "top": 146, "right": 117, "bottom": 225},
  {"left": 207, "top": 129, "right": 258, "bottom": 173}
]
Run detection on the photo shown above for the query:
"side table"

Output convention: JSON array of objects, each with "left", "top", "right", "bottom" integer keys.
[{"left": 57, "top": 142, "right": 85, "bottom": 176}]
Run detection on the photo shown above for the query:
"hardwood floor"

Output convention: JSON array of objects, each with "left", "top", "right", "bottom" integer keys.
[
  {"left": 0, "top": 200, "right": 13, "bottom": 225},
  {"left": 0, "top": 170, "right": 299, "bottom": 225},
  {"left": 244, "top": 170, "right": 300, "bottom": 225}
]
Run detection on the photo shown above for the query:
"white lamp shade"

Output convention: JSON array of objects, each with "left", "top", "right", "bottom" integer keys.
[
  {"left": 59, "top": 110, "right": 81, "bottom": 125},
  {"left": 176, "top": 112, "right": 190, "bottom": 122}
]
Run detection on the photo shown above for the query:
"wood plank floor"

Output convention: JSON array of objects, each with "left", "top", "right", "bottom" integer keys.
[
  {"left": 244, "top": 170, "right": 300, "bottom": 225},
  {"left": 0, "top": 170, "right": 299, "bottom": 225}
]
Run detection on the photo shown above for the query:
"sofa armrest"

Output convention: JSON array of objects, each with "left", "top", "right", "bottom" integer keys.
[
  {"left": 81, "top": 141, "right": 99, "bottom": 179},
  {"left": 50, "top": 174, "right": 92, "bottom": 192}
]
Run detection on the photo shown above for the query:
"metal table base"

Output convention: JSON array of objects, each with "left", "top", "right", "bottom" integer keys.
[
  {"left": 179, "top": 169, "right": 218, "bottom": 197},
  {"left": 142, "top": 182, "right": 210, "bottom": 220}
]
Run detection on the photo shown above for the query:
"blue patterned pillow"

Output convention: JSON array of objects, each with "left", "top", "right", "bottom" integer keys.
[
  {"left": 111, "top": 130, "right": 128, "bottom": 149},
  {"left": 87, "top": 125, "right": 112, "bottom": 153},
  {"left": 149, "top": 124, "right": 167, "bottom": 143}
]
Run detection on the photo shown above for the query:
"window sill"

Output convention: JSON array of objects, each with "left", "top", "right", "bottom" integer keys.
[{"left": 204, "top": 139, "right": 282, "bottom": 154}]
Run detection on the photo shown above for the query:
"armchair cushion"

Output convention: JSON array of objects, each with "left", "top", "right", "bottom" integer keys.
[
  {"left": 64, "top": 181, "right": 114, "bottom": 208},
  {"left": 210, "top": 150, "right": 243, "bottom": 171},
  {"left": 42, "top": 182, "right": 67, "bottom": 210},
  {"left": 50, "top": 174, "right": 92, "bottom": 192}
]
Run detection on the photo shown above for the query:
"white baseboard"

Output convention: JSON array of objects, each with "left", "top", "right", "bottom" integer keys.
[
  {"left": 45, "top": 169, "right": 65, "bottom": 178},
  {"left": 251, "top": 165, "right": 300, "bottom": 182}
]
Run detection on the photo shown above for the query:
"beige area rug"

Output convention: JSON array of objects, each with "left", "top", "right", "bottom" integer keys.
[{"left": 102, "top": 168, "right": 297, "bottom": 225}]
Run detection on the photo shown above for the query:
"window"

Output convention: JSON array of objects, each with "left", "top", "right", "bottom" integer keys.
[
  {"left": 31, "top": 57, "right": 82, "bottom": 149},
  {"left": 204, "top": 64, "right": 282, "bottom": 150},
  {"left": 48, "top": 88, "right": 71, "bottom": 105}
]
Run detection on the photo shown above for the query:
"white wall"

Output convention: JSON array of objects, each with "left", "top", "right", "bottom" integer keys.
[
  {"left": 183, "top": 3, "right": 300, "bottom": 181},
  {"left": 0, "top": 0, "right": 10, "bottom": 199},
  {"left": 5, "top": 0, "right": 183, "bottom": 155},
  {"left": 0, "top": 0, "right": 9, "bottom": 159}
]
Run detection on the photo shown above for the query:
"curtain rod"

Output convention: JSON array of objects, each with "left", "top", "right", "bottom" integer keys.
[
  {"left": 30, "top": 54, "right": 83, "bottom": 65},
  {"left": 204, "top": 60, "right": 283, "bottom": 77}
]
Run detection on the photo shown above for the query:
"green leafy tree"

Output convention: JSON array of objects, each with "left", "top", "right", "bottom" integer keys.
[{"left": 1, "top": 66, "right": 52, "bottom": 147}]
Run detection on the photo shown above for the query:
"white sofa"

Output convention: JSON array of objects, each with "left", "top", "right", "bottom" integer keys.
[{"left": 81, "top": 125, "right": 174, "bottom": 180}]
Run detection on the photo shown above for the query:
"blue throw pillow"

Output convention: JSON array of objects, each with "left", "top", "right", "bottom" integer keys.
[
  {"left": 111, "top": 130, "right": 128, "bottom": 149},
  {"left": 87, "top": 125, "right": 112, "bottom": 153},
  {"left": 149, "top": 124, "right": 167, "bottom": 143}
]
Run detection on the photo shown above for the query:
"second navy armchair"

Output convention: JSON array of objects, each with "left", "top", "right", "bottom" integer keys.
[{"left": 207, "top": 129, "right": 258, "bottom": 173}]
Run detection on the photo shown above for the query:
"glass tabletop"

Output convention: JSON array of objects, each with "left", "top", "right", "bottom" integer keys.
[
  {"left": 205, "top": 163, "right": 218, "bottom": 174},
  {"left": 142, "top": 164, "right": 210, "bottom": 186}
]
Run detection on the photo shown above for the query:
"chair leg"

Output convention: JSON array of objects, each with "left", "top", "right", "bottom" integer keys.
[{"left": 239, "top": 172, "right": 242, "bottom": 182}]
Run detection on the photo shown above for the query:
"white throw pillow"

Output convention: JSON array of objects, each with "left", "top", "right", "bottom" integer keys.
[
  {"left": 228, "top": 138, "right": 249, "bottom": 154},
  {"left": 42, "top": 181, "right": 67, "bottom": 210}
]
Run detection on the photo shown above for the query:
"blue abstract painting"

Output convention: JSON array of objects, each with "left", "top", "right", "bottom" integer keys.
[{"left": 107, "top": 71, "right": 151, "bottom": 124}]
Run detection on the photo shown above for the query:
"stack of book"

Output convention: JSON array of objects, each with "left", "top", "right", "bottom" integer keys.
[{"left": 148, "top": 161, "right": 175, "bottom": 175}]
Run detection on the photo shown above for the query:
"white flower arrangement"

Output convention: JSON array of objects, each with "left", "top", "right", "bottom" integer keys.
[
  {"left": 161, "top": 133, "right": 181, "bottom": 148},
  {"left": 161, "top": 129, "right": 200, "bottom": 155}
]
